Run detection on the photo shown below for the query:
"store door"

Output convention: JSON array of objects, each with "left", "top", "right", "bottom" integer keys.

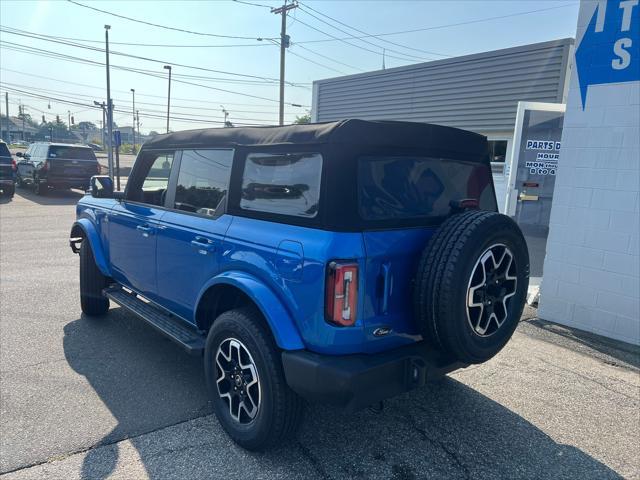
[{"left": 505, "top": 102, "right": 565, "bottom": 277}]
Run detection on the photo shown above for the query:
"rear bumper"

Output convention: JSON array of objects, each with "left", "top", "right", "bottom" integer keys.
[
  {"left": 282, "top": 342, "right": 467, "bottom": 413},
  {"left": 44, "top": 176, "right": 92, "bottom": 188}
]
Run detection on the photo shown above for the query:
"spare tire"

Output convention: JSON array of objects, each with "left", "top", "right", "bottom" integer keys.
[{"left": 414, "top": 210, "right": 529, "bottom": 364}]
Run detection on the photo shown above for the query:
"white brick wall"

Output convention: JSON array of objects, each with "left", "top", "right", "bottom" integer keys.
[{"left": 538, "top": 0, "right": 640, "bottom": 345}]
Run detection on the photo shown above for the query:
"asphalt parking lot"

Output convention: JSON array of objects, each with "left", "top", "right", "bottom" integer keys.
[{"left": 1, "top": 188, "right": 639, "bottom": 480}]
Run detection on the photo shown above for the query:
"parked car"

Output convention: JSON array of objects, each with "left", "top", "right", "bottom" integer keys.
[
  {"left": 0, "top": 140, "right": 16, "bottom": 198},
  {"left": 16, "top": 142, "right": 100, "bottom": 194},
  {"left": 70, "top": 120, "right": 529, "bottom": 450},
  {"left": 87, "top": 143, "right": 104, "bottom": 152}
]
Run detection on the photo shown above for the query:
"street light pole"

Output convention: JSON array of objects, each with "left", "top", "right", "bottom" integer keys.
[
  {"left": 163, "top": 65, "right": 172, "bottom": 133},
  {"left": 105, "top": 25, "right": 114, "bottom": 178},
  {"left": 130, "top": 88, "right": 136, "bottom": 152}
]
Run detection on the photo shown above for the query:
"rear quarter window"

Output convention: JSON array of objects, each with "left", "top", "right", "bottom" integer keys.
[
  {"left": 0, "top": 143, "right": 11, "bottom": 163},
  {"left": 240, "top": 152, "right": 322, "bottom": 218},
  {"left": 358, "top": 156, "right": 496, "bottom": 221}
]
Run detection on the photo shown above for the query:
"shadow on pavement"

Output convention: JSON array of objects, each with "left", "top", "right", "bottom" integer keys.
[
  {"left": 15, "top": 186, "right": 84, "bottom": 206},
  {"left": 64, "top": 309, "right": 621, "bottom": 480}
]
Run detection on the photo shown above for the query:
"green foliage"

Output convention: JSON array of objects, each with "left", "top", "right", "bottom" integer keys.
[{"left": 294, "top": 114, "right": 311, "bottom": 124}]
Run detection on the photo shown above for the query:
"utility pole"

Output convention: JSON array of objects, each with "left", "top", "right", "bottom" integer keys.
[
  {"left": 163, "top": 65, "right": 172, "bottom": 133},
  {"left": 105, "top": 24, "right": 114, "bottom": 178},
  {"left": 271, "top": 1, "right": 297, "bottom": 126},
  {"left": 221, "top": 105, "right": 229, "bottom": 127},
  {"left": 130, "top": 88, "right": 136, "bottom": 152},
  {"left": 19, "top": 104, "right": 25, "bottom": 140},
  {"left": 3, "top": 92, "right": 8, "bottom": 141},
  {"left": 136, "top": 110, "right": 140, "bottom": 146},
  {"left": 94, "top": 101, "right": 106, "bottom": 148}
]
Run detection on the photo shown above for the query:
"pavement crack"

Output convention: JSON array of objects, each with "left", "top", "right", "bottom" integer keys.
[
  {"left": 534, "top": 356, "right": 639, "bottom": 401},
  {"left": 295, "top": 441, "right": 332, "bottom": 480},
  {"left": 0, "top": 414, "right": 215, "bottom": 476},
  {"left": 401, "top": 413, "right": 470, "bottom": 480}
]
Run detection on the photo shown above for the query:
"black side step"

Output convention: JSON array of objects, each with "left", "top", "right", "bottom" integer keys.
[{"left": 104, "top": 286, "right": 205, "bottom": 355}]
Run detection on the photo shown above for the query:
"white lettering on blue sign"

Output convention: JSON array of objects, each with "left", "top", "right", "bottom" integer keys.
[{"left": 576, "top": 0, "right": 640, "bottom": 108}]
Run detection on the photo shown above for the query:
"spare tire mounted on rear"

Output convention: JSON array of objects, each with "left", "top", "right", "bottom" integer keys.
[{"left": 413, "top": 210, "right": 529, "bottom": 364}]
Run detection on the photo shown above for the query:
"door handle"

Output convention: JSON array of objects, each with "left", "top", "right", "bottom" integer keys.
[
  {"left": 190, "top": 237, "right": 216, "bottom": 254},
  {"left": 136, "top": 224, "right": 154, "bottom": 237}
]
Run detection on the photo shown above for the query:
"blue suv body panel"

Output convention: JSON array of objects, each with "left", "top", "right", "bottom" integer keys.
[{"left": 72, "top": 120, "right": 500, "bottom": 411}]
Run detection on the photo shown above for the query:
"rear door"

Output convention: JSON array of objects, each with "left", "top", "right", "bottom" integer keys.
[
  {"left": 358, "top": 155, "right": 497, "bottom": 342},
  {"left": 108, "top": 151, "right": 174, "bottom": 299},
  {"left": 47, "top": 145, "right": 99, "bottom": 180},
  {"left": 155, "top": 149, "right": 234, "bottom": 321}
]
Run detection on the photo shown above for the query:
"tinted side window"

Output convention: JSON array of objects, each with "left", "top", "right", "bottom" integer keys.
[
  {"left": 127, "top": 152, "right": 174, "bottom": 207},
  {"left": 174, "top": 149, "right": 233, "bottom": 217},
  {"left": 240, "top": 152, "right": 322, "bottom": 218},
  {"left": 358, "top": 156, "right": 496, "bottom": 221},
  {"left": 0, "top": 142, "right": 11, "bottom": 158}
]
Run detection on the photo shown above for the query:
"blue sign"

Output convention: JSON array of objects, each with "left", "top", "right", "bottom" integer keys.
[
  {"left": 113, "top": 130, "right": 121, "bottom": 147},
  {"left": 576, "top": 0, "right": 640, "bottom": 108}
]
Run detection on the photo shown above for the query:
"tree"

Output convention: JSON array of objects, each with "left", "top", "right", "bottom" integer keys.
[
  {"left": 78, "top": 121, "right": 97, "bottom": 131},
  {"left": 294, "top": 113, "right": 311, "bottom": 124}
]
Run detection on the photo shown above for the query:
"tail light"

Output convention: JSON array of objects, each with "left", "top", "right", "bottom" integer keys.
[
  {"left": 41, "top": 160, "right": 49, "bottom": 171},
  {"left": 11, "top": 159, "right": 16, "bottom": 171},
  {"left": 325, "top": 261, "right": 358, "bottom": 326}
]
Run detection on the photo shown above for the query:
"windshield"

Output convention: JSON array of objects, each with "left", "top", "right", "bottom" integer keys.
[
  {"left": 358, "top": 156, "right": 496, "bottom": 221},
  {"left": 48, "top": 146, "right": 96, "bottom": 161}
]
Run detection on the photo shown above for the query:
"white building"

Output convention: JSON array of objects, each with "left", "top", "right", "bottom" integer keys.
[{"left": 538, "top": 0, "right": 639, "bottom": 345}]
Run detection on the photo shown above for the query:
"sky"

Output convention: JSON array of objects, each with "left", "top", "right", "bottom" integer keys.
[{"left": 0, "top": 0, "right": 581, "bottom": 134}]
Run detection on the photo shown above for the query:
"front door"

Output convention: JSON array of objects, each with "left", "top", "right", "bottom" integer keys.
[
  {"left": 156, "top": 149, "right": 234, "bottom": 322},
  {"left": 108, "top": 151, "right": 175, "bottom": 299}
]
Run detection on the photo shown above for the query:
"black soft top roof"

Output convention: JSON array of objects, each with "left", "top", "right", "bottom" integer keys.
[{"left": 142, "top": 119, "right": 487, "bottom": 156}]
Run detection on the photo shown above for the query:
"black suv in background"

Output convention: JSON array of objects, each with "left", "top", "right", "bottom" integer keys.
[
  {"left": 16, "top": 143, "right": 100, "bottom": 195},
  {"left": 0, "top": 140, "right": 16, "bottom": 198}
]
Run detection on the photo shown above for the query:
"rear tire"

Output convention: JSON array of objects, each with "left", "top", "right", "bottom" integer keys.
[
  {"left": 34, "top": 178, "right": 47, "bottom": 196},
  {"left": 204, "top": 308, "right": 304, "bottom": 451},
  {"left": 414, "top": 211, "right": 529, "bottom": 364},
  {"left": 80, "top": 240, "right": 110, "bottom": 316}
]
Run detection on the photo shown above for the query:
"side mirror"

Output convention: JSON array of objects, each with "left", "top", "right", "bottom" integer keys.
[
  {"left": 15, "top": 151, "right": 23, "bottom": 158},
  {"left": 90, "top": 175, "right": 115, "bottom": 198}
]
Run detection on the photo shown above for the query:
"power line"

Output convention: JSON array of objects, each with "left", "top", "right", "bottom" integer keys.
[
  {"left": 0, "top": 67, "right": 310, "bottom": 108},
  {"left": 296, "top": 5, "right": 432, "bottom": 62},
  {"left": 1, "top": 82, "right": 299, "bottom": 121},
  {"left": 294, "top": 3, "right": 578, "bottom": 44},
  {"left": 293, "top": 43, "right": 364, "bottom": 72},
  {"left": 3, "top": 85, "right": 279, "bottom": 126},
  {"left": 291, "top": 16, "right": 426, "bottom": 63},
  {"left": 297, "top": 1, "right": 449, "bottom": 58},
  {"left": 0, "top": 27, "right": 309, "bottom": 86},
  {"left": 67, "top": 0, "right": 277, "bottom": 41},
  {"left": 0, "top": 41, "right": 306, "bottom": 105}
]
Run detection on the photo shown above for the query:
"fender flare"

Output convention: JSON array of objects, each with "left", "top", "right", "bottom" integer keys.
[
  {"left": 197, "top": 271, "right": 305, "bottom": 351},
  {"left": 70, "top": 218, "right": 111, "bottom": 277}
]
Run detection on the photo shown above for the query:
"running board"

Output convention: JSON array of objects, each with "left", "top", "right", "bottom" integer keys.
[{"left": 104, "top": 286, "right": 205, "bottom": 355}]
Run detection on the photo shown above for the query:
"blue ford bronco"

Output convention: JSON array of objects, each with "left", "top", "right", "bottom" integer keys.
[{"left": 70, "top": 120, "right": 528, "bottom": 450}]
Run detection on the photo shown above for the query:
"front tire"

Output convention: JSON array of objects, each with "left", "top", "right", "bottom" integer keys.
[
  {"left": 204, "top": 308, "right": 303, "bottom": 451},
  {"left": 79, "top": 240, "right": 110, "bottom": 316}
]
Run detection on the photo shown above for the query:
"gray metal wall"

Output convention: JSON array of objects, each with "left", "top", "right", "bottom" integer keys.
[{"left": 312, "top": 39, "right": 574, "bottom": 133}]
